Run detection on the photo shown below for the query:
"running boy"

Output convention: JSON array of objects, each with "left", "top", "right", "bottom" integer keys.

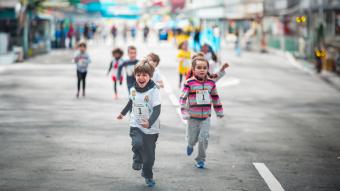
[
  {"left": 180, "top": 57, "right": 224, "bottom": 169},
  {"left": 107, "top": 48, "right": 124, "bottom": 99},
  {"left": 73, "top": 41, "right": 91, "bottom": 98},
  {"left": 147, "top": 53, "right": 164, "bottom": 88},
  {"left": 117, "top": 46, "right": 139, "bottom": 93},
  {"left": 117, "top": 60, "right": 161, "bottom": 187}
]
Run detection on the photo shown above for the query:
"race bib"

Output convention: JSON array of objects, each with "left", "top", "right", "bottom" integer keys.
[
  {"left": 133, "top": 103, "right": 149, "bottom": 124},
  {"left": 78, "top": 59, "right": 86, "bottom": 66},
  {"left": 196, "top": 90, "right": 211, "bottom": 105}
]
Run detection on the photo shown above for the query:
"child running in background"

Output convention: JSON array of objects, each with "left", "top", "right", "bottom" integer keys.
[
  {"left": 147, "top": 53, "right": 164, "bottom": 88},
  {"left": 177, "top": 41, "right": 191, "bottom": 88},
  {"left": 107, "top": 48, "right": 124, "bottom": 99},
  {"left": 117, "top": 60, "right": 161, "bottom": 187},
  {"left": 180, "top": 56, "right": 224, "bottom": 169},
  {"left": 118, "top": 45, "right": 139, "bottom": 94},
  {"left": 73, "top": 41, "right": 91, "bottom": 98}
]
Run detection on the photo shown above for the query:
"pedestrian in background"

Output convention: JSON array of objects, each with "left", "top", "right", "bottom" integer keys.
[
  {"left": 177, "top": 41, "right": 191, "bottom": 88},
  {"left": 107, "top": 48, "right": 124, "bottom": 99},
  {"left": 122, "top": 24, "right": 128, "bottom": 43},
  {"left": 147, "top": 53, "right": 164, "bottom": 88},
  {"left": 180, "top": 57, "right": 224, "bottom": 169},
  {"left": 117, "top": 60, "right": 161, "bottom": 187},
  {"left": 67, "top": 23, "right": 75, "bottom": 48},
  {"left": 118, "top": 46, "right": 139, "bottom": 93},
  {"left": 111, "top": 24, "right": 117, "bottom": 45},
  {"left": 143, "top": 25, "right": 150, "bottom": 43},
  {"left": 73, "top": 41, "right": 91, "bottom": 98}
]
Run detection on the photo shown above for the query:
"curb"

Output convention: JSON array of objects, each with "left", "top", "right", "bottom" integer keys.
[{"left": 269, "top": 48, "right": 340, "bottom": 92}]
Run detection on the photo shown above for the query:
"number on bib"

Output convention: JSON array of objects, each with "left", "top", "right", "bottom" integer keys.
[
  {"left": 196, "top": 90, "right": 211, "bottom": 105},
  {"left": 133, "top": 103, "right": 149, "bottom": 124}
]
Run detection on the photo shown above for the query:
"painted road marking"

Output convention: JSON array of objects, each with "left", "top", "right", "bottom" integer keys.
[
  {"left": 169, "top": 94, "right": 179, "bottom": 106},
  {"left": 161, "top": 72, "right": 187, "bottom": 125},
  {"left": 253, "top": 163, "right": 285, "bottom": 191},
  {"left": 216, "top": 77, "right": 240, "bottom": 87},
  {"left": 285, "top": 52, "right": 313, "bottom": 75}
]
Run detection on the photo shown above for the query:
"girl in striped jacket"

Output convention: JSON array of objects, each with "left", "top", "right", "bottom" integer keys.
[{"left": 179, "top": 57, "right": 224, "bottom": 169}]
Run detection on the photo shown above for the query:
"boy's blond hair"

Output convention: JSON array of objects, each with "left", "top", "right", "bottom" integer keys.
[
  {"left": 134, "top": 59, "right": 155, "bottom": 77},
  {"left": 147, "top": 53, "right": 160, "bottom": 66}
]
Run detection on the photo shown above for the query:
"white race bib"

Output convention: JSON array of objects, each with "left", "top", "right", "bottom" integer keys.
[
  {"left": 196, "top": 90, "right": 211, "bottom": 105},
  {"left": 78, "top": 59, "right": 86, "bottom": 66},
  {"left": 133, "top": 103, "right": 149, "bottom": 124}
]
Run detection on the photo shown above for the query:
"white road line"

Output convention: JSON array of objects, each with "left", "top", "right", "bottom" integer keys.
[
  {"left": 253, "top": 163, "right": 285, "bottom": 191},
  {"left": 216, "top": 77, "right": 240, "bottom": 88},
  {"left": 160, "top": 73, "right": 174, "bottom": 94},
  {"left": 169, "top": 94, "right": 179, "bottom": 106},
  {"left": 160, "top": 72, "right": 187, "bottom": 125},
  {"left": 285, "top": 52, "right": 313, "bottom": 75}
]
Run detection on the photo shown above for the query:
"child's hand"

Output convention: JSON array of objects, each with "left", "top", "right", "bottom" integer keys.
[
  {"left": 141, "top": 119, "right": 149, "bottom": 128},
  {"left": 210, "top": 74, "right": 218, "bottom": 79},
  {"left": 157, "top": 81, "right": 164, "bottom": 88},
  {"left": 221, "top": 63, "right": 230, "bottom": 71},
  {"left": 117, "top": 114, "right": 124, "bottom": 120},
  {"left": 182, "top": 113, "right": 190, "bottom": 120}
]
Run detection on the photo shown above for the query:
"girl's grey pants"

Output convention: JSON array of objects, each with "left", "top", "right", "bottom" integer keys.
[{"left": 187, "top": 118, "right": 210, "bottom": 162}]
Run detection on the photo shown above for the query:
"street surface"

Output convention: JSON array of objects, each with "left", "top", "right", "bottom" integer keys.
[{"left": 1, "top": 35, "right": 340, "bottom": 191}]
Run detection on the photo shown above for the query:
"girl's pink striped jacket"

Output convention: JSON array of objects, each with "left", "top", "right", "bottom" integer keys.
[{"left": 179, "top": 76, "right": 224, "bottom": 120}]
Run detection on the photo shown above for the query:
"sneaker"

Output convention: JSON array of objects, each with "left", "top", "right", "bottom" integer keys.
[
  {"left": 132, "top": 162, "right": 142, "bottom": 171},
  {"left": 186, "top": 146, "right": 193, "bottom": 156},
  {"left": 141, "top": 170, "right": 144, "bottom": 177},
  {"left": 82, "top": 92, "right": 85, "bottom": 97},
  {"left": 76, "top": 92, "right": 79, "bottom": 98},
  {"left": 145, "top": 178, "right": 156, "bottom": 187},
  {"left": 195, "top": 161, "right": 205, "bottom": 169}
]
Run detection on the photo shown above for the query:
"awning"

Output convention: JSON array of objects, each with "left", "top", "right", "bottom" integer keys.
[
  {"left": 0, "top": 0, "right": 20, "bottom": 8},
  {"left": 0, "top": 0, "right": 21, "bottom": 20}
]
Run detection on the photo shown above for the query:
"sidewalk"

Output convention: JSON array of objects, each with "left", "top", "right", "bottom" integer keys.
[{"left": 267, "top": 47, "right": 340, "bottom": 91}]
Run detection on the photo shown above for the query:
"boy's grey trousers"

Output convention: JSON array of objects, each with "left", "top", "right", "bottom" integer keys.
[
  {"left": 129, "top": 127, "right": 158, "bottom": 179},
  {"left": 187, "top": 118, "right": 210, "bottom": 162}
]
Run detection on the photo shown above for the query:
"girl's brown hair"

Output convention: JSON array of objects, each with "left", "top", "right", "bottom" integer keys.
[
  {"left": 191, "top": 57, "right": 209, "bottom": 70},
  {"left": 147, "top": 53, "right": 160, "bottom": 66}
]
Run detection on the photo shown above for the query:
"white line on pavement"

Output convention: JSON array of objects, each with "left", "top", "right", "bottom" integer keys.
[
  {"left": 216, "top": 77, "right": 240, "bottom": 88},
  {"left": 285, "top": 52, "right": 313, "bottom": 75},
  {"left": 169, "top": 94, "right": 179, "bottom": 106},
  {"left": 253, "top": 163, "right": 285, "bottom": 191},
  {"left": 160, "top": 72, "right": 187, "bottom": 125}
]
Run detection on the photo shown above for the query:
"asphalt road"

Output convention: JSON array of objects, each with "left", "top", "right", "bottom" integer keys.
[{"left": 1, "top": 36, "right": 339, "bottom": 191}]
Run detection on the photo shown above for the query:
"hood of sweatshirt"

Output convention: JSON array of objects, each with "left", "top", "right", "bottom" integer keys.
[{"left": 135, "top": 80, "right": 156, "bottom": 93}]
